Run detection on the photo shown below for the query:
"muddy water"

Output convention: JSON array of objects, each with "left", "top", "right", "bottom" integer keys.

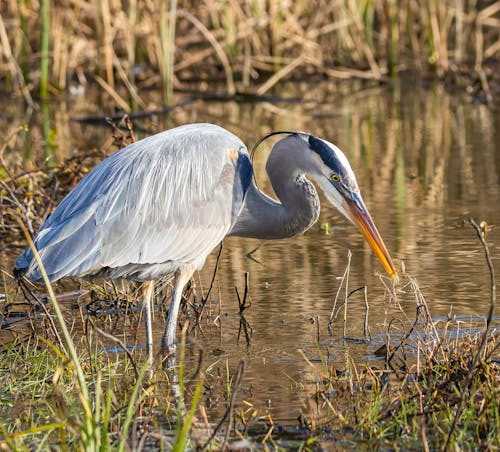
[{"left": 2, "top": 81, "right": 500, "bottom": 423}]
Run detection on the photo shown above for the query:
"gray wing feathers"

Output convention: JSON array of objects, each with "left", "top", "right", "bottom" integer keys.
[{"left": 18, "top": 124, "right": 249, "bottom": 282}]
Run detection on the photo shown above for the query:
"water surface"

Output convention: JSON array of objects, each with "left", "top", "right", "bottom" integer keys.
[{"left": 2, "top": 80, "right": 499, "bottom": 423}]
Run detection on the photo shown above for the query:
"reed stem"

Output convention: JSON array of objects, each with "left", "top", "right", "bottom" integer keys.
[
  {"left": 39, "top": 0, "right": 50, "bottom": 98},
  {"left": 161, "top": 0, "right": 177, "bottom": 105}
]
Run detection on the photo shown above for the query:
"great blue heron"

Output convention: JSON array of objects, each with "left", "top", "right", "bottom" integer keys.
[{"left": 14, "top": 123, "right": 396, "bottom": 357}]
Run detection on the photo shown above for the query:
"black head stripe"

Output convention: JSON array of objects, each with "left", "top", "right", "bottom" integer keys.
[{"left": 308, "top": 135, "right": 349, "bottom": 180}]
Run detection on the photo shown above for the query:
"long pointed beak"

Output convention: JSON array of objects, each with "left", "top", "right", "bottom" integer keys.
[{"left": 343, "top": 193, "right": 397, "bottom": 279}]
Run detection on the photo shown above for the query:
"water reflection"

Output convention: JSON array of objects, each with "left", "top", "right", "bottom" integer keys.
[{"left": 2, "top": 81, "right": 499, "bottom": 422}]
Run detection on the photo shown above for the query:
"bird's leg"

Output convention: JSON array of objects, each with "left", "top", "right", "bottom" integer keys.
[
  {"left": 161, "top": 264, "right": 196, "bottom": 359},
  {"left": 142, "top": 281, "right": 155, "bottom": 366}
]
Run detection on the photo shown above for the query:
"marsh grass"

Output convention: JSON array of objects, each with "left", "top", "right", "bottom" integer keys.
[
  {"left": 1, "top": 118, "right": 499, "bottom": 449},
  {"left": 2, "top": 297, "right": 497, "bottom": 449},
  {"left": 311, "top": 324, "right": 499, "bottom": 449},
  {"left": 1, "top": 1, "right": 499, "bottom": 103},
  {"left": 302, "top": 265, "right": 500, "bottom": 450},
  {"left": 0, "top": 280, "right": 206, "bottom": 450}
]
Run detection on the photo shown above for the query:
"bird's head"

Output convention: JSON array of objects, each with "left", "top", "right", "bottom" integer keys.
[
  {"left": 302, "top": 133, "right": 397, "bottom": 279},
  {"left": 253, "top": 131, "right": 397, "bottom": 279}
]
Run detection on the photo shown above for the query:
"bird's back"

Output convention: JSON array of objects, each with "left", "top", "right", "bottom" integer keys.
[{"left": 15, "top": 123, "right": 252, "bottom": 282}]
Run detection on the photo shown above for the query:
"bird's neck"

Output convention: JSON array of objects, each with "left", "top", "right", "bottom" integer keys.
[{"left": 228, "top": 145, "right": 320, "bottom": 240}]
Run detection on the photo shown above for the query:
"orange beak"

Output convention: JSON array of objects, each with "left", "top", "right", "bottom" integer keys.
[{"left": 344, "top": 194, "right": 397, "bottom": 279}]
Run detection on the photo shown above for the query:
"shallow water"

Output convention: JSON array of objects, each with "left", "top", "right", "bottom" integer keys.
[{"left": 2, "top": 80, "right": 500, "bottom": 423}]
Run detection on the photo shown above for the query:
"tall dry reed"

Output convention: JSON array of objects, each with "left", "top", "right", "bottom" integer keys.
[{"left": 0, "top": 0, "right": 499, "bottom": 103}]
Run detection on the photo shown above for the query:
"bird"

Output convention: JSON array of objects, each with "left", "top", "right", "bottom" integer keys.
[{"left": 14, "top": 123, "right": 396, "bottom": 359}]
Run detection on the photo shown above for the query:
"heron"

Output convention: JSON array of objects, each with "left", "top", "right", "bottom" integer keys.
[{"left": 14, "top": 123, "right": 396, "bottom": 358}]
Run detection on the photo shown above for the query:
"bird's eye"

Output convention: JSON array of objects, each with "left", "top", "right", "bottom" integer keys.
[{"left": 330, "top": 174, "right": 340, "bottom": 182}]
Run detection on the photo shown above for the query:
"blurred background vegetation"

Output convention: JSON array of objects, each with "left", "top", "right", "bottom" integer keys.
[{"left": 1, "top": 0, "right": 500, "bottom": 107}]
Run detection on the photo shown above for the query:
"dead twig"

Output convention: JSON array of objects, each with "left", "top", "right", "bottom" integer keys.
[
  {"left": 105, "top": 114, "right": 137, "bottom": 148},
  {"left": 202, "top": 360, "right": 245, "bottom": 450},
  {"left": 87, "top": 317, "right": 139, "bottom": 379},
  {"left": 237, "top": 316, "right": 253, "bottom": 347},
  {"left": 192, "top": 243, "right": 223, "bottom": 330},
  {"left": 16, "top": 276, "right": 66, "bottom": 353},
  {"left": 444, "top": 218, "right": 496, "bottom": 449},
  {"left": 235, "top": 272, "right": 251, "bottom": 314}
]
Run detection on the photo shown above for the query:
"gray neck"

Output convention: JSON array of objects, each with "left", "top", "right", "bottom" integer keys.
[{"left": 229, "top": 138, "right": 320, "bottom": 240}]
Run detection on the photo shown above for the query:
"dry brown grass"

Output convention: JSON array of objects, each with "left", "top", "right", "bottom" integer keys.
[{"left": 1, "top": 1, "right": 499, "bottom": 104}]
